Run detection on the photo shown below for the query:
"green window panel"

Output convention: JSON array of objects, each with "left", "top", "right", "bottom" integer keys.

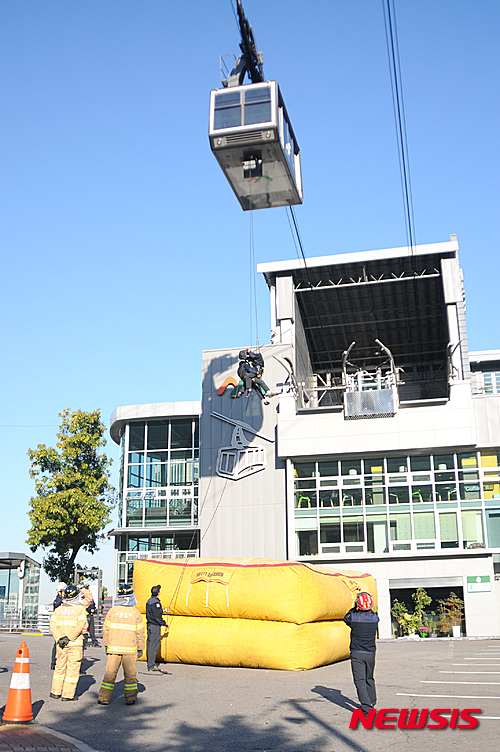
[
  {"left": 413, "top": 512, "right": 436, "bottom": 539},
  {"left": 439, "top": 512, "right": 459, "bottom": 548}
]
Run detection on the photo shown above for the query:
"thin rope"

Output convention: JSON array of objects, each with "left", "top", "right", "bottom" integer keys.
[
  {"left": 249, "top": 210, "right": 259, "bottom": 349},
  {"left": 382, "top": 0, "right": 416, "bottom": 255}
]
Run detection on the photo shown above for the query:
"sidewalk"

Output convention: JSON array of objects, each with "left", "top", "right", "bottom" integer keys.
[{"left": 0, "top": 724, "right": 96, "bottom": 752}]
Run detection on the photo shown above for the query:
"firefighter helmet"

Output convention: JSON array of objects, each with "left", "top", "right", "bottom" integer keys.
[
  {"left": 64, "top": 584, "right": 79, "bottom": 599},
  {"left": 356, "top": 592, "right": 374, "bottom": 611},
  {"left": 117, "top": 583, "right": 134, "bottom": 597}
]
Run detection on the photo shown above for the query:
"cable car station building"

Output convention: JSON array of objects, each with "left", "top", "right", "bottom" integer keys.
[{"left": 110, "top": 236, "right": 500, "bottom": 639}]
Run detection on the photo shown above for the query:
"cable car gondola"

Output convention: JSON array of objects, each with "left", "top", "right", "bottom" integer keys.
[{"left": 209, "top": 1, "right": 302, "bottom": 211}]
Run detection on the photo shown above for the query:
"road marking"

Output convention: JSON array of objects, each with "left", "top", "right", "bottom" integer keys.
[
  {"left": 441, "top": 671, "right": 500, "bottom": 674},
  {"left": 463, "top": 657, "right": 500, "bottom": 660},
  {"left": 453, "top": 664, "right": 500, "bottom": 667},
  {"left": 421, "top": 680, "right": 500, "bottom": 685},
  {"left": 397, "top": 692, "right": 500, "bottom": 699}
]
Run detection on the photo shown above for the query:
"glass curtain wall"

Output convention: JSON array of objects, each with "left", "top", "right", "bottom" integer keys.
[
  {"left": 122, "top": 419, "right": 199, "bottom": 529},
  {"left": 293, "top": 450, "right": 500, "bottom": 558},
  {"left": 117, "top": 418, "right": 200, "bottom": 584}
]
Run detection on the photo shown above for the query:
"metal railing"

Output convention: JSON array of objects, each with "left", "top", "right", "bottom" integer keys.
[{"left": 0, "top": 615, "right": 106, "bottom": 637}]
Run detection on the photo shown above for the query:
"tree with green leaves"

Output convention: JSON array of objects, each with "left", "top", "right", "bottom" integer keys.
[{"left": 27, "top": 409, "right": 115, "bottom": 582}]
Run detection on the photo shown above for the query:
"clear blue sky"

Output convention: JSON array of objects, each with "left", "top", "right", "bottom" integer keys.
[{"left": 1, "top": 1, "right": 499, "bottom": 602}]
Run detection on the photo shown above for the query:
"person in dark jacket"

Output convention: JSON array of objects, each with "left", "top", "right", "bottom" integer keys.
[
  {"left": 343, "top": 592, "right": 379, "bottom": 714},
  {"left": 145, "top": 585, "right": 168, "bottom": 672},
  {"left": 236, "top": 349, "right": 275, "bottom": 403},
  {"left": 80, "top": 584, "right": 100, "bottom": 648}
]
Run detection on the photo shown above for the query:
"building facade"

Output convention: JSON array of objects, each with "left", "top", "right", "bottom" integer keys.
[
  {"left": 0, "top": 553, "right": 41, "bottom": 624},
  {"left": 110, "top": 237, "right": 500, "bottom": 639}
]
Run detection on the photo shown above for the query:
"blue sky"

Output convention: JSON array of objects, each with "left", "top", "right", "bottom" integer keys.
[{"left": 1, "top": 1, "right": 499, "bottom": 602}]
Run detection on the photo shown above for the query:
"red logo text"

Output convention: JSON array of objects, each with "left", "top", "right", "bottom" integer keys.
[{"left": 349, "top": 708, "right": 481, "bottom": 730}]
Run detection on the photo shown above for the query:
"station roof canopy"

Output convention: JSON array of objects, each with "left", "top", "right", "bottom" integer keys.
[
  {"left": 0, "top": 553, "right": 40, "bottom": 569},
  {"left": 258, "top": 240, "right": 459, "bottom": 381}
]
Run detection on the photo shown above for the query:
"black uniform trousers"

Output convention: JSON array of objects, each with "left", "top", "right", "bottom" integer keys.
[
  {"left": 350, "top": 651, "right": 376, "bottom": 713},
  {"left": 146, "top": 624, "right": 162, "bottom": 669}
]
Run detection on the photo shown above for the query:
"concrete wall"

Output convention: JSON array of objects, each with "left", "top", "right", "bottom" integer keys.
[
  {"left": 277, "top": 382, "right": 478, "bottom": 459},
  {"left": 317, "top": 553, "right": 498, "bottom": 639},
  {"left": 199, "top": 344, "right": 291, "bottom": 560}
]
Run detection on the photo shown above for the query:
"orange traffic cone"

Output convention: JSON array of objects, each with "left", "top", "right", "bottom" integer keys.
[{"left": 2, "top": 641, "right": 33, "bottom": 723}]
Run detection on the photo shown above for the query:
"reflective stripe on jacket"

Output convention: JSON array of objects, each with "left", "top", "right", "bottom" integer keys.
[
  {"left": 103, "top": 605, "right": 146, "bottom": 654},
  {"left": 50, "top": 604, "right": 88, "bottom": 646}
]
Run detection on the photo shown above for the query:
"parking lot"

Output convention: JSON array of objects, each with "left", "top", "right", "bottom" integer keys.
[{"left": 1, "top": 634, "right": 499, "bottom": 752}]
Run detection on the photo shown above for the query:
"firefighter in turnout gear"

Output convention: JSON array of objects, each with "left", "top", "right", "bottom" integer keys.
[
  {"left": 49, "top": 583, "right": 88, "bottom": 701},
  {"left": 97, "top": 583, "right": 145, "bottom": 706}
]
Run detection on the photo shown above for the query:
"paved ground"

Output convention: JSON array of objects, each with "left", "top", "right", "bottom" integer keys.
[{"left": 1, "top": 633, "right": 499, "bottom": 752}]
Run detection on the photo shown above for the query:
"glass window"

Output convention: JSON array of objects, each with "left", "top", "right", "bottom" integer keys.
[
  {"left": 127, "top": 464, "right": 144, "bottom": 489},
  {"left": 486, "top": 511, "right": 500, "bottom": 547},
  {"left": 365, "top": 475, "right": 385, "bottom": 487},
  {"left": 411, "top": 485, "right": 433, "bottom": 503},
  {"left": 341, "top": 460, "right": 361, "bottom": 476},
  {"left": 365, "top": 486, "right": 386, "bottom": 505},
  {"left": 128, "top": 422, "right": 145, "bottom": 451},
  {"left": 457, "top": 452, "right": 478, "bottom": 469},
  {"left": 483, "top": 473, "right": 500, "bottom": 500},
  {"left": 389, "top": 513, "right": 411, "bottom": 541},
  {"left": 147, "top": 420, "right": 169, "bottom": 450},
  {"left": 294, "top": 462, "right": 316, "bottom": 478},
  {"left": 171, "top": 420, "right": 193, "bottom": 449},
  {"left": 175, "top": 532, "right": 199, "bottom": 551},
  {"left": 146, "top": 451, "right": 168, "bottom": 463},
  {"left": 297, "top": 530, "right": 318, "bottom": 556},
  {"left": 170, "top": 450, "right": 194, "bottom": 485},
  {"left": 412, "top": 473, "right": 431, "bottom": 482},
  {"left": 293, "top": 478, "right": 316, "bottom": 491},
  {"left": 366, "top": 516, "right": 388, "bottom": 553},
  {"left": 126, "top": 495, "right": 143, "bottom": 527},
  {"left": 244, "top": 86, "right": 271, "bottom": 125},
  {"left": 364, "top": 459, "right": 385, "bottom": 474},
  {"left": 294, "top": 491, "right": 316, "bottom": 509},
  {"left": 434, "top": 454, "right": 454, "bottom": 471},
  {"left": 344, "top": 515, "right": 364, "bottom": 543},
  {"left": 435, "top": 483, "right": 457, "bottom": 502},
  {"left": 343, "top": 476, "right": 361, "bottom": 486},
  {"left": 150, "top": 535, "right": 174, "bottom": 551},
  {"left": 387, "top": 457, "right": 408, "bottom": 472},
  {"left": 480, "top": 450, "right": 500, "bottom": 468},
  {"left": 169, "top": 496, "right": 192, "bottom": 526},
  {"left": 128, "top": 452, "right": 144, "bottom": 464},
  {"left": 145, "top": 463, "right": 167, "bottom": 488},
  {"left": 342, "top": 489, "right": 362, "bottom": 506},
  {"left": 462, "top": 510, "right": 484, "bottom": 548},
  {"left": 459, "top": 481, "right": 481, "bottom": 500},
  {"left": 409, "top": 455, "right": 431, "bottom": 471},
  {"left": 320, "top": 520, "right": 341, "bottom": 543},
  {"left": 388, "top": 486, "right": 409, "bottom": 504},
  {"left": 439, "top": 512, "right": 459, "bottom": 548},
  {"left": 128, "top": 536, "right": 149, "bottom": 552},
  {"left": 319, "top": 489, "right": 339, "bottom": 507},
  {"left": 413, "top": 512, "right": 436, "bottom": 539},
  {"left": 283, "top": 115, "right": 295, "bottom": 177},
  {"left": 459, "top": 469, "right": 479, "bottom": 481},
  {"left": 318, "top": 460, "right": 338, "bottom": 477},
  {"left": 435, "top": 471, "right": 455, "bottom": 483},
  {"left": 214, "top": 90, "right": 242, "bottom": 129}
]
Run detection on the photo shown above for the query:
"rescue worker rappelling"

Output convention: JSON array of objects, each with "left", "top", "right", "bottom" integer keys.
[
  {"left": 97, "top": 583, "right": 145, "bottom": 706},
  {"left": 49, "top": 583, "right": 88, "bottom": 701},
  {"left": 233, "top": 349, "right": 277, "bottom": 404}
]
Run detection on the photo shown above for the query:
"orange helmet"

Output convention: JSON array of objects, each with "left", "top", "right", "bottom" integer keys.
[{"left": 356, "top": 592, "right": 374, "bottom": 611}]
